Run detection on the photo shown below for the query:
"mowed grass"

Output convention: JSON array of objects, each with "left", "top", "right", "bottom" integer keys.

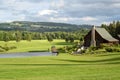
[
  {"left": 0, "top": 40, "right": 73, "bottom": 53},
  {"left": 0, "top": 40, "right": 120, "bottom": 80},
  {"left": 0, "top": 53, "right": 120, "bottom": 80}
]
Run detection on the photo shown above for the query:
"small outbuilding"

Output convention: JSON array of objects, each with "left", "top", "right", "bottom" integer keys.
[{"left": 84, "top": 26, "right": 119, "bottom": 47}]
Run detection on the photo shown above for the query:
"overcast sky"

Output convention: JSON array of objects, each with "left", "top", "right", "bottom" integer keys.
[{"left": 0, "top": 0, "right": 120, "bottom": 25}]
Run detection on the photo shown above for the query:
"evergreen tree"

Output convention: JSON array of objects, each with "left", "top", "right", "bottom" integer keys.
[
  {"left": 15, "top": 31, "right": 21, "bottom": 42},
  {"left": 3, "top": 32, "right": 10, "bottom": 42},
  {"left": 47, "top": 36, "right": 53, "bottom": 42},
  {"left": 69, "top": 37, "right": 74, "bottom": 43},
  {"left": 0, "top": 32, "right": 4, "bottom": 41},
  {"left": 26, "top": 33, "right": 31, "bottom": 42},
  {"left": 65, "top": 37, "right": 69, "bottom": 42},
  {"left": 116, "top": 21, "right": 120, "bottom": 35},
  {"left": 101, "top": 21, "right": 120, "bottom": 38},
  {"left": 80, "top": 37, "right": 83, "bottom": 42}
]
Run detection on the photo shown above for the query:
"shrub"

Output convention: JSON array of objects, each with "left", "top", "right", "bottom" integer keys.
[
  {"left": 9, "top": 46, "right": 17, "bottom": 50},
  {"left": 81, "top": 49, "right": 86, "bottom": 53},
  {"left": 100, "top": 44, "right": 110, "bottom": 49},
  {"left": 0, "top": 48, "right": 5, "bottom": 52},
  {"left": 0, "top": 45, "right": 17, "bottom": 52},
  {"left": 89, "top": 46, "right": 99, "bottom": 52},
  {"left": 105, "top": 47, "right": 112, "bottom": 52},
  {"left": 57, "top": 47, "right": 66, "bottom": 53},
  {"left": 3, "top": 46, "right": 10, "bottom": 51},
  {"left": 105, "top": 47, "right": 120, "bottom": 52}
]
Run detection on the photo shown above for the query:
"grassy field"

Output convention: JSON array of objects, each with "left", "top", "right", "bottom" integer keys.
[
  {"left": 0, "top": 40, "right": 120, "bottom": 80},
  {"left": 0, "top": 40, "right": 74, "bottom": 53},
  {"left": 0, "top": 52, "right": 120, "bottom": 80}
]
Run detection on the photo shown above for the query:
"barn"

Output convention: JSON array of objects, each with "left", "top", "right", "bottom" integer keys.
[
  {"left": 84, "top": 26, "right": 119, "bottom": 47},
  {"left": 118, "top": 35, "right": 120, "bottom": 43}
]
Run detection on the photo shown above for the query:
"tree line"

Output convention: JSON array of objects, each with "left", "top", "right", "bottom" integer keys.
[
  {"left": 0, "top": 29, "right": 88, "bottom": 42},
  {"left": 101, "top": 21, "right": 120, "bottom": 39},
  {"left": 0, "top": 21, "right": 92, "bottom": 32}
]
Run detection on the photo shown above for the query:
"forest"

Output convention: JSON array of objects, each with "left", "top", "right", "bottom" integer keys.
[
  {"left": 0, "top": 29, "right": 88, "bottom": 42},
  {"left": 101, "top": 21, "right": 120, "bottom": 39}
]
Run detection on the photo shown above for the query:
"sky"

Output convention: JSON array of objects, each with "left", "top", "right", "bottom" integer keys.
[{"left": 0, "top": 0, "right": 120, "bottom": 25}]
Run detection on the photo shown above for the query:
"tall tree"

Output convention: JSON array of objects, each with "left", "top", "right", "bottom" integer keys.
[
  {"left": 69, "top": 37, "right": 74, "bottom": 43},
  {"left": 116, "top": 21, "right": 120, "bottom": 35},
  {"left": 15, "top": 31, "right": 22, "bottom": 42},
  {"left": 101, "top": 21, "right": 120, "bottom": 38},
  {"left": 26, "top": 33, "right": 31, "bottom": 42},
  {"left": 65, "top": 37, "right": 69, "bottom": 43},
  {"left": 47, "top": 36, "right": 53, "bottom": 42},
  {"left": 3, "top": 32, "right": 10, "bottom": 42}
]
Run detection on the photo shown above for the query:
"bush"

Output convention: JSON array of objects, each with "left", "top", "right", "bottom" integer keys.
[
  {"left": 57, "top": 47, "right": 66, "bottom": 53},
  {"left": 105, "top": 47, "right": 120, "bottom": 52},
  {"left": 81, "top": 49, "right": 86, "bottom": 53},
  {"left": 89, "top": 46, "right": 99, "bottom": 52},
  {"left": 0, "top": 45, "right": 17, "bottom": 51},
  {"left": 0, "top": 48, "right": 5, "bottom": 52},
  {"left": 3, "top": 46, "right": 10, "bottom": 51},
  {"left": 9, "top": 46, "right": 17, "bottom": 50},
  {"left": 100, "top": 44, "right": 110, "bottom": 49}
]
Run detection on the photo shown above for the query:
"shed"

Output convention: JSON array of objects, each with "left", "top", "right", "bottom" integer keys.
[{"left": 84, "top": 26, "right": 119, "bottom": 47}]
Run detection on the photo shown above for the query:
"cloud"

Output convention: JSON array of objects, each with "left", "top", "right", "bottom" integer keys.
[
  {"left": 0, "top": 0, "right": 120, "bottom": 25},
  {"left": 112, "top": 3, "right": 120, "bottom": 8},
  {"left": 50, "top": 17, "right": 68, "bottom": 22},
  {"left": 80, "top": 16, "right": 97, "bottom": 21},
  {"left": 38, "top": 10, "right": 58, "bottom": 16},
  {"left": 51, "top": 0, "right": 65, "bottom": 9},
  {"left": 18, "top": 0, "right": 45, "bottom": 3}
]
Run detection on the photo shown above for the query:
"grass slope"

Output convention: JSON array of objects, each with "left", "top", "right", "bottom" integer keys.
[
  {"left": 0, "top": 40, "right": 73, "bottom": 53},
  {"left": 0, "top": 53, "right": 120, "bottom": 80}
]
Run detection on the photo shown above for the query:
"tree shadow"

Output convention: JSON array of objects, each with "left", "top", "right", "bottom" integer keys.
[
  {"left": 54, "top": 42, "right": 73, "bottom": 45},
  {"left": 106, "top": 62, "right": 120, "bottom": 64},
  {"left": 28, "top": 50, "right": 48, "bottom": 52},
  {"left": 1, "top": 57, "right": 120, "bottom": 66},
  {"left": 1, "top": 64, "right": 95, "bottom": 66},
  {"left": 51, "top": 57, "right": 120, "bottom": 64},
  {"left": 96, "top": 53, "right": 120, "bottom": 57}
]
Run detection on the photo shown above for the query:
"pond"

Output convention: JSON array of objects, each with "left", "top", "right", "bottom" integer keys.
[{"left": 0, "top": 52, "right": 52, "bottom": 58}]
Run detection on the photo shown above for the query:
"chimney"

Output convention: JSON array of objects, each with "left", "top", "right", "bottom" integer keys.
[{"left": 91, "top": 25, "right": 96, "bottom": 47}]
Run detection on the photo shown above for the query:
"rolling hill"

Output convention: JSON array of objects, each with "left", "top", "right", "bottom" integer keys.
[{"left": 0, "top": 21, "right": 92, "bottom": 32}]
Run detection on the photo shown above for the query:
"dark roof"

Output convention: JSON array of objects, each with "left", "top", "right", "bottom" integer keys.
[{"left": 95, "top": 28, "right": 119, "bottom": 42}]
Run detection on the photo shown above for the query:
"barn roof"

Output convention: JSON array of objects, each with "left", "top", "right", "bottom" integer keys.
[
  {"left": 95, "top": 28, "right": 119, "bottom": 42},
  {"left": 118, "top": 35, "right": 120, "bottom": 38}
]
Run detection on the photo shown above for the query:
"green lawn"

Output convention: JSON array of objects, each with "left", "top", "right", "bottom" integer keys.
[
  {"left": 0, "top": 40, "right": 120, "bottom": 80},
  {"left": 0, "top": 52, "right": 120, "bottom": 80},
  {"left": 0, "top": 40, "right": 73, "bottom": 53}
]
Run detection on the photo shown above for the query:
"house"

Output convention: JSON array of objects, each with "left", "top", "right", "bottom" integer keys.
[{"left": 84, "top": 26, "right": 119, "bottom": 47}]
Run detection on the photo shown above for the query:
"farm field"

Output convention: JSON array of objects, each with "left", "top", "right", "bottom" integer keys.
[
  {"left": 0, "top": 40, "right": 74, "bottom": 53},
  {"left": 0, "top": 52, "right": 120, "bottom": 80}
]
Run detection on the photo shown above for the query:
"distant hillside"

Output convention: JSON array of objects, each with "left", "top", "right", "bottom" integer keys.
[{"left": 0, "top": 21, "right": 92, "bottom": 32}]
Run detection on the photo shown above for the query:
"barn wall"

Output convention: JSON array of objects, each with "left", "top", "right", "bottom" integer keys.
[
  {"left": 84, "top": 30, "right": 108, "bottom": 47},
  {"left": 84, "top": 31, "right": 91, "bottom": 47}
]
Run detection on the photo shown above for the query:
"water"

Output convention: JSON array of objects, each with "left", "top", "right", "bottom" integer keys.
[{"left": 0, "top": 52, "right": 52, "bottom": 58}]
